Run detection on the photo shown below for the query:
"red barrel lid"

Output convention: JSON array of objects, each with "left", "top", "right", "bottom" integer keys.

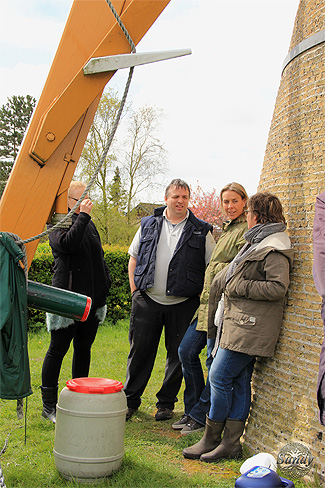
[{"left": 66, "top": 377, "right": 124, "bottom": 394}]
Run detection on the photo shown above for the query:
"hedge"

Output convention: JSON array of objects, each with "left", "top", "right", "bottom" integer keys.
[{"left": 28, "top": 242, "right": 131, "bottom": 331}]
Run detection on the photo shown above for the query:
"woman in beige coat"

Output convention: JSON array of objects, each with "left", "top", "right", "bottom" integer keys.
[{"left": 183, "top": 192, "right": 294, "bottom": 462}]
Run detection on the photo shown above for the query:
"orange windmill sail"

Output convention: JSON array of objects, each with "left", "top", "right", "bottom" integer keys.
[{"left": 0, "top": 0, "right": 174, "bottom": 267}]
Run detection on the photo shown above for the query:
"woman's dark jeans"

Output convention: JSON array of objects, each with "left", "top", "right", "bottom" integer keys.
[
  {"left": 178, "top": 319, "right": 213, "bottom": 425},
  {"left": 209, "top": 346, "right": 255, "bottom": 421}
]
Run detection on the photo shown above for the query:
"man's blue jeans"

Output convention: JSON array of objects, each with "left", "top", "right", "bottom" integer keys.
[
  {"left": 178, "top": 319, "right": 213, "bottom": 425},
  {"left": 209, "top": 347, "right": 255, "bottom": 422}
]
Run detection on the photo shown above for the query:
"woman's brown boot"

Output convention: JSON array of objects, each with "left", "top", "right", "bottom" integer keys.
[
  {"left": 200, "top": 419, "right": 245, "bottom": 463},
  {"left": 182, "top": 416, "right": 225, "bottom": 459}
]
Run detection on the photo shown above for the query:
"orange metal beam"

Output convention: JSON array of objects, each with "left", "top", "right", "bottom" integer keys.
[{"left": 0, "top": 0, "right": 170, "bottom": 267}]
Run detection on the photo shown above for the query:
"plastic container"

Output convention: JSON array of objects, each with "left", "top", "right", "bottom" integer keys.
[
  {"left": 235, "top": 466, "right": 295, "bottom": 487},
  {"left": 54, "top": 377, "right": 127, "bottom": 482}
]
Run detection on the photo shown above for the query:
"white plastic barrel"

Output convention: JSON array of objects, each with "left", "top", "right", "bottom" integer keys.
[{"left": 54, "top": 377, "right": 127, "bottom": 482}]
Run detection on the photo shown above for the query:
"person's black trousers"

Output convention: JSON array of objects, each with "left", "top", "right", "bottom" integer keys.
[
  {"left": 42, "top": 308, "right": 99, "bottom": 386},
  {"left": 124, "top": 290, "right": 200, "bottom": 410}
]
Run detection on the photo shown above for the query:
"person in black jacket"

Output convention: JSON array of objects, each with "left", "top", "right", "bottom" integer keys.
[{"left": 41, "top": 181, "right": 111, "bottom": 423}]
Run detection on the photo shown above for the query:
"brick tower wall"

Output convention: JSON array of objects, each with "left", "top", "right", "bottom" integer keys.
[{"left": 244, "top": 0, "right": 325, "bottom": 480}]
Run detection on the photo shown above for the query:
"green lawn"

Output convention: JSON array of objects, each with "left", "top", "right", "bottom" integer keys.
[{"left": 0, "top": 320, "right": 317, "bottom": 487}]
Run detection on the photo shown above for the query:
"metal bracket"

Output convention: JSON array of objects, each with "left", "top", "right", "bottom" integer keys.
[{"left": 83, "top": 49, "right": 191, "bottom": 75}]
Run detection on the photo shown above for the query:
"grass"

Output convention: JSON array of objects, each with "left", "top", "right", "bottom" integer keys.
[{"left": 0, "top": 319, "right": 321, "bottom": 487}]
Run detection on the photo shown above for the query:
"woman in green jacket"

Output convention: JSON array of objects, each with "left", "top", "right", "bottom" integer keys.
[
  {"left": 174, "top": 182, "right": 248, "bottom": 434},
  {"left": 183, "top": 192, "right": 293, "bottom": 461}
]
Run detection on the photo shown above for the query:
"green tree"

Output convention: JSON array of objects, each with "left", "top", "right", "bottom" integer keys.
[
  {"left": 0, "top": 95, "right": 36, "bottom": 196},
  {"left": 108, "top": 166, "right": 126, "bottom": 212},
  {"left": 102, "top": 166, "right": 136, "bottom": 246},
  {"left": 121, "top": 105, "right": 167, "bottom": 223}
]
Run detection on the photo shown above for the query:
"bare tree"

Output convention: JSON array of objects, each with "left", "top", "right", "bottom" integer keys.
[
  {"left": 121, "top": 105, "right": 167, "bottom": 223},
  {"left": 78, "top": 92, "right": 167, "bottom": 243},
  {"left": 77, "top": 88, "right": 123, "bottom": 242}
]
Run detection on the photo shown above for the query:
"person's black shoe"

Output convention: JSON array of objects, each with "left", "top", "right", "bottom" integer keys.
[
  {"left": 172, "top": 414, "right": 190, "bottom": 430},
  {"left": 155, "top": 407, "right": 173, "bottom": 421},
  {"left": 126, "top": 407, "right": 138, "bottom": 421},
  {"left": 181, "top": 418, "right": 205, "bottom": 435}
]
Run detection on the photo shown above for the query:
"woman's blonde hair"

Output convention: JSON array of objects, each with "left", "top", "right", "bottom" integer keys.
[{"left": 220, "top": 182, "right": 248, "bottom": 216}]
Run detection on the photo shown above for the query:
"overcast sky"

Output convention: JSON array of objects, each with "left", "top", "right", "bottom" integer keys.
[{"left": 0, "top": 0, "right": 299, "bottom": 202}]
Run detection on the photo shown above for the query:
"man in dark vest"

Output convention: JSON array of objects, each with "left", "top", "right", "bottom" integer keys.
[{"left": 124, "top": 178, "right": 215, "bottom": 421}]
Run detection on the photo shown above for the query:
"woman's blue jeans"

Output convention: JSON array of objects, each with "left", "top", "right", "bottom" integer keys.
[
  {"left": 178, "top": 319, "right": 213, "bottom": 425},
  {"left": 209, "top": 347, "right": 255, "bottom": 422}
]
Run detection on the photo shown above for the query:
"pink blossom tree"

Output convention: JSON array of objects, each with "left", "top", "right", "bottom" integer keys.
[{"left": 189, "top": 183, "right": 224, "bottom": 239}]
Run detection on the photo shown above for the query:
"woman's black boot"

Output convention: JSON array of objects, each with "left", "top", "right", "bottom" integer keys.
[{"left": 41, "top": 385, "right": 58, "bottom": 424}]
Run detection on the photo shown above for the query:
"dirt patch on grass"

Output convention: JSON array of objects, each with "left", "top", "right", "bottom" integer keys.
[
  {"left": 155, "top": 425, "right": 183, "bottom": 439},
  {"left": 180, "top": 458, "right": 238, "bottom": 479}
]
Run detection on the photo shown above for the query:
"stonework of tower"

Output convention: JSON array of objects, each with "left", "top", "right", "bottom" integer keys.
[{"left": 244, "top": 0, "right": 325, "bottom": 480}]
